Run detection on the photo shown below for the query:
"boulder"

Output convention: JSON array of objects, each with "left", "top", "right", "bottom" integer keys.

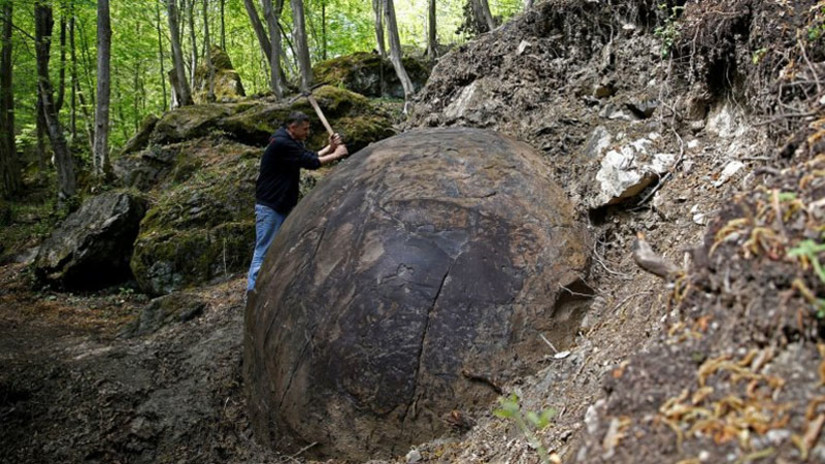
[
  {"left": 34, "top": 191, "right": 147, "bottom": 289},
  {"left": 193, "top": 47, "right": 246, "bottom": 104},
  {"left": 244, "top": 128, "right": 592, "bottom": 460},
  {"left": 313, "top": 52, "right": 431, "bottom": 98},
  {"left": 129, "top": 144, "right": 259, "bottom": 295},
  {"left": 120, "top": 114, "right": 159, "bottom": 156}
]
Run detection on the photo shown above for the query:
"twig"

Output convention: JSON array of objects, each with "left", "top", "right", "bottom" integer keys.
[
  {"left": 593, "top": 240, "right": 626, "bottom": 277},
  {"left": 636, "top": 128, "right": 685, "bottom": 206},
  {"left": 797, "top": 37, "right": 822, "bottom": 96},
  {"left": 612, "top": 291, "right": 653, "bottom": 315},
  {"left": 559, "top": 284, "right": 592, "bottom": 299},
  {"left": 539, "top": 333, "right": 558, "bottom": 354},
  {"left": 279, "top": 442, "right": 318, "bottom": 463}
]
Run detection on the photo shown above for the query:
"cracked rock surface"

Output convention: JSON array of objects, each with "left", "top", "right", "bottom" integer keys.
[{"left": 243, "top": 127, "right": 592, "bottom": 460}]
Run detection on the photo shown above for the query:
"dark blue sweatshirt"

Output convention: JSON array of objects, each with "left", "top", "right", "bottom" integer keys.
[{"left": 255, "top": 127, "right": 321, "bottom": 215}]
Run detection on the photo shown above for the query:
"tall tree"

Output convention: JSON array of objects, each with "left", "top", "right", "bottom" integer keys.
[
  {"left": 476, "top": 0, "right": 495, "bottom": 32},
  {"left": 185, "top": 0, "right": 197, "bottom": 89},
  {"left": 427, "top": 0, "right": 437, "bottom": 59},
  {"left": 261, "top": 0, "right": 284, "bottom": 97},
  {"left": 202, "top": 0, "right": 215, "bottom": 102},
  {"left": 69, "top": 1, "right": 77, "bottom": 139},
  {"left": 35, "top": 1, "right": 76, "bottom": 200},
  {"left": 0, "top": 1, "right": 20, "bottom": 198},
  {"left": 56, "top": 12, "right": 66, "bottom": 112},
  {"left": 156, "top": 0, "right": 168, "bottom": 111},
  {"left": 243, "top": 0, "right": 271, "bottom": 63},
  {"left": 166, "top": 0, "right": 193, "bottom": 107},
  {"left": 383, "top": 0, "right": 413, "bottom": 112},
  {"left": 290, "top": 0, "right": 312, "bottom": 91},
  {"left": 93, "top": 0, "right": 112, "bottom": 179},
  {"left": 219, "top": 0, "right": 226, "bottom": 50},
  {"left": 371, "top": 0, "right": 385, "bottom": 58}
]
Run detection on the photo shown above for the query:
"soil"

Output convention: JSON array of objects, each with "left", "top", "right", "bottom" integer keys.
[{"left": 2, "top": 0, "right": 824, "bottom": 463}]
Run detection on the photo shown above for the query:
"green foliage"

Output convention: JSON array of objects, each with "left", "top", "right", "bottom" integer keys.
[
  {"left": 789, "top": 239, "right": 825, "bottom": 284},
  {"left": 493, "top": 392, "right": 557, "bottom": 463},
  {"left": 654, "top": 3, "right": 684, "bottom": 58}
]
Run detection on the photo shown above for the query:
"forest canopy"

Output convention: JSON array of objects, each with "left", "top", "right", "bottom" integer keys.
[{"left": 0, "top": 0, "right": 524, "bottom": 157}]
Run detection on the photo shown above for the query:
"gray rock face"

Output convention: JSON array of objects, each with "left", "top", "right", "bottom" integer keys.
[
  {"left": 244, "top": 128, "right": 592, "bottom": 460},
  {"left": 34, "top": 191, "right": 147, "bottom": 289}
]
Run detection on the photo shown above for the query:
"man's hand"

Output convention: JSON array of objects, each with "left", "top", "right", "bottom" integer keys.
[
  {"left": 328, "top": 133, "right": 343, "bottom": 150},
  {"left": 333, "top": 144, "right": 349, "bottom": 159}
]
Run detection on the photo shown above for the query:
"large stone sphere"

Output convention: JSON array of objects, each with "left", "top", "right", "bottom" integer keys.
[{"left": 244, "top": 128, "right": 591, "bottom": 460}]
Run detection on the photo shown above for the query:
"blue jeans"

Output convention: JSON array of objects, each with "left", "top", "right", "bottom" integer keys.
[{"left": 246, "top": 204, "right": 286, "bottom": 291}]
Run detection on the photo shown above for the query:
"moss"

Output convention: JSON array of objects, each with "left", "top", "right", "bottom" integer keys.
[
  {"left": 313, "top": 52, "right": 432, "bottom": 98},
  {"left": 218, "top": 85, "right": 394, "bottom": 150},
  {"left": 131, "top": 220, "right": 254, "bottom": 295}
]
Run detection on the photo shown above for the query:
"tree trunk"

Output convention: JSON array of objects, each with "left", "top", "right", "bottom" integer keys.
[
  {"left": 36, "top": 99, "right": 47, "bottom": 177},
  {"left": 220, "top": 0, "right": 226, "bottom": 50},
  {"left": 427, "top": 0, "right": 437, "bottom": 59},
  {"left": 524, "top": 0, "right": 534, "bottom": 9},
  {"left": 93, "top": 0, "right": 112, "bottom": 180},
  {"left": 0, "top": 1, "right": 19, "bottom": 198},
  {"left": 167, "top": 0, "right": 193, "bottom": 107},
  {"left": 186, "top": 0, "right": 197, "bottom": 90},
  {"left": 35, "top": 1, "right": 76, "bottom": 200},
  {"left": 202, "top": 0, "right": 215, "bottom": 102},
  {"left": 290, "top": 0, "right": 312, "bottom": 91},
  {"left": 371, "top": 0, "right": 385, "bottom": 58},
  {"left": 384, "top": 0, "right": 414, "bottom": 112},
  {"left": 156, "top": 0, "right": 168, "bottom": 111},
  {"left": 478, "top": 0, "right": 496, "bottom": 32},
  {"left": 321, "top": 1, "right": 326, "bottom": 61},
  {"left": 243, "top": 0, "right": 272, "bottom": 61},
  {"left": 77, "top": 16, "right": 95, "bottom": 109},
  {"left": 69, "top": 1, "right": 77, "bottom": 140},
  {"left": 56, "top": 13, "right": 66, "bottom": 112},
  {"left": 261, "top": 0, "right": 283, "bottom": 98}
]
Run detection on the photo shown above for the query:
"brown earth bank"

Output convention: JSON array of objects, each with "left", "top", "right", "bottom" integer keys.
[{"left": 1, "top": 0, "right": 824, "bottom": 463}]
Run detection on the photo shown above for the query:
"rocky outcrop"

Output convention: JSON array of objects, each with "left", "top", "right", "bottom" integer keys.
[
  {"left": 120, "top": 114, "right": 159, "bottom": 156},
  {"left": 244, "top": 128, "right": 592, "bottom": 460},
  {"left": 313, "top": 52, "right": 431, "bottom": 98},
  {"left": 123, "top": 86, "right": 396, "bottom": 295},
  {"left": 193, "top": 47, "right": 246, "bottom": 104},
  {"left": 33, "top": 191, "right": 147, "bottom": 289}
]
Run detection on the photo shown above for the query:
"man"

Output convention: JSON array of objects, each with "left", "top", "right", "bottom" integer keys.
[{"left": 246, "top": 111, "right": 348, "bottom": 291}]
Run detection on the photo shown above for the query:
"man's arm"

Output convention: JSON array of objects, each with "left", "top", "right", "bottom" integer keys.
[{"left": 318, "top": 144, "right": 349, "bottom": 166}]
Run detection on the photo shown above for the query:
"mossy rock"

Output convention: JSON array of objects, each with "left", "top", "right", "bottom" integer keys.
[
  {"left": 129, "top": 140, "right": 260, "bottom": 295},
  {"left": 121, "top": 114, "right": 160, "bottom": 156},
  {"left": 313, "top": 52, "right": 432, "bottom": 98},
  {"left": 193, "top": 47, "right": 246, "bottom": 104},
  {"left": 150, "top": 104, "right": 239, "bottom": 145},
  {"left": 132, "top": 221, "right": 254, "bottom": 295},
  {"left": 219, "top": 85, "right": 396, "bottom": 152}
]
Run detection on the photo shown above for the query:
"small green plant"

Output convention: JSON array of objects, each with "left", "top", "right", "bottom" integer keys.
[
  {"left": 788, "top": 239, "right": 825, "bottom": 284},
  {"left": 654, "top": 3, "right": 685, "bottom": 58},
  {"left": 751, "top": 47, "right": 768, "bottom": 64},
  {"left": 493, "top": 392, "right": 557, "bottom": 463}
]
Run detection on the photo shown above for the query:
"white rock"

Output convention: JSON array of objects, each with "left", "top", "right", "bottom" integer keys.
[
  {"left": 517, "top": 40, "right": 531, "bottom": 55},
  {"left": 444, "top": 81, "right": 479, "bottom": 120},
  {"left": 713, "top": 160, "right": 745, "bottom": 187},
  {"left": 405, "top": 448, "right": 422, "bottom": 463}
]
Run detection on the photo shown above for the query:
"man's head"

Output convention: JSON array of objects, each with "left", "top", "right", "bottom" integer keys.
[{"left": 284, "top": 111, "right": 311, "bottom": 141}]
